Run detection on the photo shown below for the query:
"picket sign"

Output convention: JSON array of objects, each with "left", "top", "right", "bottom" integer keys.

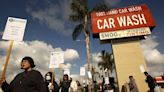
[{"left": 1, "top": 17, "right": 27, "bottom": 80}]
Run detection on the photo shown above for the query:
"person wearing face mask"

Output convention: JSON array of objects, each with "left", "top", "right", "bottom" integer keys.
[
  {"left": 0, "top": 56, "right": 48, "bottom": 92},
  {"left": 45, "top": 72, "right": 59, "bottom": 92}
]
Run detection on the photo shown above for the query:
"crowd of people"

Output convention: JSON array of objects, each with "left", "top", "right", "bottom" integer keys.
[
  {"left": 0, "top": 56, "right": 162, "bottom": 92},
  {"left": 0, "top": 56, "right": 116, "bottom": 92}
]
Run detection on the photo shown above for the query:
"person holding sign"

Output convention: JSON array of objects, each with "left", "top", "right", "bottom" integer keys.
[
  {"left": 59, "top": 74, "right": 70, "bottom": 92},
  {"left": 44, "top": 71, "right": 59, "bottom": 92},
  {"left": 0, "top": 56, "right": 48, "bottom": 92}
]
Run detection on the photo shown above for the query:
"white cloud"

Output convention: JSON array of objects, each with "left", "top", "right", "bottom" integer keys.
[
  {"left": 62, "top": 63, "right": 72, "bottom": 69},
  {"left": 64, "top": 49, "right": 79, "bottom": 61},
  {"left": 141, "top": 36, "right": 164, "bottom": 76},
  {"left": 69, "top": 74, "right": 88, "bottom": 82},
  {"left": 82, "top": 52, "right": 103, "bottom": 73},
  {"left": 26, "top": 0, "right": 73, "bottom": 35},
  {"left": 0, "top": 40, "right": 79, "bottom": 82},
  {"left": 91, "top": 52, "right": 102, "bottom": 63}
]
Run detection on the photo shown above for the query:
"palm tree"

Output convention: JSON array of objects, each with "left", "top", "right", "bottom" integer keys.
[
  {"left": 70, "top": 0, "right": 110, "bottom": 72},
  {"left": 69, "top": 1, "right": 110, "bottom": 91},
  {"left": 98, "top": 50, "right": 114, "bottom": 76}
]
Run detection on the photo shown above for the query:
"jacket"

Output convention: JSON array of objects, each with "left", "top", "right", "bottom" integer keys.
[{"left": 1, "top": 70, "right": 48, "bottom": 92}]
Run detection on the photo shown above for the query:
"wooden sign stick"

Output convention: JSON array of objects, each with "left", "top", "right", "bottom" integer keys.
[
  {"left": 1, "top": 40, "right": 14, "bottom": 79},
  {"left": 60, "top": 64, "right": 63, "bottom": 81},
  {"left": 49, "top": 68, "right": 55, "bottom": 92}
]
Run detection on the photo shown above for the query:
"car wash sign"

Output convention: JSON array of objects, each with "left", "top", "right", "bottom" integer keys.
[{"left": 91, "top": 4, "right": 155, "bottom": 40}]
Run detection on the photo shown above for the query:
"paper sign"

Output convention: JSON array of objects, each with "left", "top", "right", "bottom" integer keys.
[
  {"left": 64, "top": 69, "right": 70, "bottom": 76},
  {"left": 2, "top": 17, "right": 27, "bottom": 41},
  {"left": 49, "top": 57, "right": 59, "bottom": 68},
  {"left": 104, "top": 68, "right": 108, "bottom": 72},
  {"left": 139, "top": 65, "right": 145, "bottom": 73},
  {"left": 80, "top": 67, "right": 85, "bottom": 76},
  {"left": 49, "top": 51, "right": 64, "bottom": 68},
  {"left": 87, "top": 71, "right": 92, "bottom": 79},
  {"left": 105, "top": 77, "right": 109, "bottom": 84}
]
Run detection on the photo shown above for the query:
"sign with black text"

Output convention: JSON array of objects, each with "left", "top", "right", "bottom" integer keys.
[
  {"left": 99, "top": 27, "right": 151, "bottom": 40},
  {"left": 2, "top": 17, "right": 27, "bottom": 41},
  {"left": 49, "top": 51, "right": 64, "bottom": 68}
]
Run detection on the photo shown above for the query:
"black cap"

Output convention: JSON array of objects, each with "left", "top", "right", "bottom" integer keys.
[{"left": 21, "top": 56, "right": 35, "bottom": 68}]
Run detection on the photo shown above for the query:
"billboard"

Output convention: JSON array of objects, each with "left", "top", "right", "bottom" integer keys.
[{"left": 91, "top": 4, "right": 155, "bottom": 38}]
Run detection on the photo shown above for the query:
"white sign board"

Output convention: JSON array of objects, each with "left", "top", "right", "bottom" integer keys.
[
  {"left": 87, "top": 71, "right": 92, "bottom": 79},
  {"left": 64, "top": 69, "right": 70, "bottom": 76},
  {"left": 104, "top": 77, "right": 109, "bottom": 84},
  {"left": 2, "top": 17, "right": 27, "bottom": 41},
  {"left": 49, "top": 51, "right": 64, "bottom": 68},
  {"left": 80, "top": 67, "right": 85, "bottom": 76},
  {"left": 139, "top": 64, "right": 145, "bottom": 73},
  {"left": 99, "top": 27, "right": 151, "bottom": 40}
]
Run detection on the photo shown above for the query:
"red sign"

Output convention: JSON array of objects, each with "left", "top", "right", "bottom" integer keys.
[
  {"left": 155, "top": 77, "right": 164, "bottom": 83},
  {"left": 91, "top": 4, "right": 155, "bottom": 35}
]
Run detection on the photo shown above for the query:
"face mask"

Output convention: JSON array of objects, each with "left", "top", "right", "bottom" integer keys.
[{"left": 46, "top": 75, "right": 51, "bottom": 81}]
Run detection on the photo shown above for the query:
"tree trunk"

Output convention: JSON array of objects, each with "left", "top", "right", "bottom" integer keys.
[
  {"left": 84, "top": 15, "right": 90, "bottom": 71},
  {"left": 84, "top": 14, "right": 92, "bottom": 92}
]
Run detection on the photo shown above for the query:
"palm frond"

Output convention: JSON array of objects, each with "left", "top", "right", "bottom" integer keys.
[
  {"left": 72, "top": 23, "right": 84, "bottom": 40},
  {"left": 91, "top": 2, "right": 111, "bottom": 13},
  {"left": 69, "top": 0, "right": 88, "bottom": 22},
  {"left": 98, "top": 50, "right": 114, "bottom": 71},
  {"left": 70, "top": 0, "right": 88, "bottom": 15},
  {"left": 69, "top": 13, "right": 85, "bottom": 22}
]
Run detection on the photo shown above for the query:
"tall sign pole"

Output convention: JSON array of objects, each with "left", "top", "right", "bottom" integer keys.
[
  {"left": 91, "top": 4, "right": 155, "bottom": 91},
  {"left": 1, "top": 17, "right": 27, "bottom": 80}
]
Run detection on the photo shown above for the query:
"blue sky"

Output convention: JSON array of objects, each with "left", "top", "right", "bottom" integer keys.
[{"left": 0, "top": 0, "right": 164, "bottom": 82}]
